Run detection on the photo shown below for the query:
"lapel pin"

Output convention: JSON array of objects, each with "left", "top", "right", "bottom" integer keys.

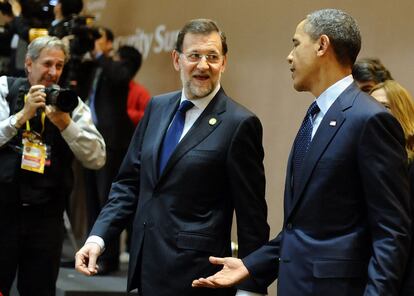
[
  {"left": 209, "top": 118, "right": 217, "bottom": 126},
  {"left": 329, "top": 121, "right": 337, "bottom": 127}
]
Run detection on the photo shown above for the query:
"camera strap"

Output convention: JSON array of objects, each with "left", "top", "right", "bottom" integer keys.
[{"left": 24, "top": 94, "right": 46, "bottom": 135}]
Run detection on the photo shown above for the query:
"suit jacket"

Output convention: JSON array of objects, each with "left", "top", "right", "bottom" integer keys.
[
  {"left": 400, "top": 163, "right": 414, "bottom": 295},
  {"left": 90, "top": 88, "right": 270, "bottom": 296},
  {"left": 243, "top": 83, "right": 411, "bottom": 296}
]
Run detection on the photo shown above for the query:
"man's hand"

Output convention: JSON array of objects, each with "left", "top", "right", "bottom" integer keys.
[
  {"left": 16, "top": 85, "right": 46, "bottom": 126},
  {"left": 45, "top": 105, "right": 71, "bottom": 131},
  {"left": 75, "top": 243, "right": 101, "bottom": 276},
  {"left": 192, "top": 256, "right": 250, "bottom": 288}
]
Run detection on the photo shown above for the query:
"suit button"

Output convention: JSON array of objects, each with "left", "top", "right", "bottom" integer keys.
[
  {"left": 143, "top": 222, "right": 147, "bottom": 227},
  {"left": 286, "top": 223, "right": 293, "bottom": 230}
]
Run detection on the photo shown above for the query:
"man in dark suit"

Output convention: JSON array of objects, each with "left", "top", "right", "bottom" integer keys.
[
  {"left": 192, "top": 9, "right": 411, "bottom": 296},
  {"left": 77, "top": 27, "right": 137, "bottom": 274},
  {"left": 75, "top": 18, "right": 269, "bottom": 296}
]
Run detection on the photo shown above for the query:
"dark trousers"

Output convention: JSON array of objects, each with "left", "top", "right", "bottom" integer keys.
[
  {"left": 0, "top": 186, "right": 64, "bottom": 296},
  {"left": 84, "top": 147, "right": 128, "bottom": 267}
]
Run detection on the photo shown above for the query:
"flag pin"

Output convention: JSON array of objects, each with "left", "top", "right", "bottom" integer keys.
[
  {"left": 209, "top": 118, "right": 217, "bottom": 125},
  {"left": 329, "top": 121, "right": 337, "bottom": 126}
]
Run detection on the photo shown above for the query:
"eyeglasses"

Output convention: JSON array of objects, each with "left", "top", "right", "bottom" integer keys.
[{"left": 180, "top": 52, "right": 223, "bottom": 64}]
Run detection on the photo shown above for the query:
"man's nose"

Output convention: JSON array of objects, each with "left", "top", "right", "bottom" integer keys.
[
  {"left": 287, "top": 50, "right": 293, "bottom": 63},
  {"left": 49, "top": 66, "right": 57, "bottom": 75},
  {"left": 196, "top": 56, "right": 209, "bottom": 69}
]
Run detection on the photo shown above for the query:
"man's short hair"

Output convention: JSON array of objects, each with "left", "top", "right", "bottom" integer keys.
[
  {"left": 352, "top": 58, "right": 393, "bottom": 83},
  {"left": 26, "top": 36, "right": 69, "bottom": 64},
  {"left": 304, "top": 9, "right": 361, "bottom": 67},
  {"left": 175, "top": 18, "right": 228, "bottom": 55},
  {"left": 99, "top": 27, "right": 114, "bottom": 42},
  {"left": 118, "top": 46, "right": 142, "bottom": 76},
  {"left": 59, "top": 0, "right": 83, "bottom": 18}
]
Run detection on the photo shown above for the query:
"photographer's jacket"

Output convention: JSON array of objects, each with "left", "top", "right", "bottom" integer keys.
[{"left": 0, "top": 76, "right": 105, "bottom": 203}]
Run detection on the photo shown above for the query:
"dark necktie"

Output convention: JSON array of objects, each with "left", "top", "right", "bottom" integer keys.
[
  {"left": 159, "top": 100, "right": 194, "bottom": 174},
  {"left": 292, "top": 101, "right": 320, "bottom": 180}
]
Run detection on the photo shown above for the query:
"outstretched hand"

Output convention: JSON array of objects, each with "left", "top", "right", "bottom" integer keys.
[{"left": 192, "top": 256, "right": 250, "bottom": 288}]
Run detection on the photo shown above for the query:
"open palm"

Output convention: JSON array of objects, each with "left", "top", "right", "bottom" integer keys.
[{"left": 192, "top": 256, "right": 250, "bottom": 288}]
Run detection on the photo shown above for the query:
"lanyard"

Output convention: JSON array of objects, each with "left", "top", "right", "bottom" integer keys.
[{"left": 24, "top": 94, "right": 46, "bottom": 134}]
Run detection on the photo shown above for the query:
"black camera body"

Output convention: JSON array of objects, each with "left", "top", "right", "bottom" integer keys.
[{"left": 44, "top": 85, "right": 78, "bottom": 113}]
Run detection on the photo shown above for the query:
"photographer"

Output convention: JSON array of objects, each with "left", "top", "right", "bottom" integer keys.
[
  {"left": 48, "top": 0, "right": 102, "bottom": 89},
  {"left": 0, "top": 35, "right": 105, "bottom": 295},
  {"left": 1, "top": 0, "right": 54, "bottom": 76},
  {"left": 48, "top": 0, "right": 83, "bottom": 39}
]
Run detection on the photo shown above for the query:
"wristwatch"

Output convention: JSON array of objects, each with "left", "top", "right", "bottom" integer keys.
[{"left": 9, "top": 114, "right": 22, "bottom": 129}]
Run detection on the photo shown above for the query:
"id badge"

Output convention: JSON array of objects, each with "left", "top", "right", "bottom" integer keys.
[{"left": 21, "top": 131, "right": 46, "bottom": 174}]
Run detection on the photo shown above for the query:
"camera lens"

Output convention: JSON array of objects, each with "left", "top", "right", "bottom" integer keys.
[{"left": 56, "top": 90, "right": 79, "bottom": 113}]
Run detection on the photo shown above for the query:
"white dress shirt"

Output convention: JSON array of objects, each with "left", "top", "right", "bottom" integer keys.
[
  {"left": 178, "top": 83, "right": 220, "bottom": 140},
  {"left": 311, "top": 75, "right": 354, "bottom": 139}
]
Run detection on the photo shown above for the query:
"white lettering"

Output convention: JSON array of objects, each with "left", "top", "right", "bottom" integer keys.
[
  {"left": 115, "top": 25, "right": 179, "bottom": 59},
  {"left": 153, "top": 24, "right": 166, "bottom": 54},
  {"left": 86, "top": 0, "right": 107, "bottom": 12},
  {"left": 153, "top": 25, "right": 179, "bottom": 54}
]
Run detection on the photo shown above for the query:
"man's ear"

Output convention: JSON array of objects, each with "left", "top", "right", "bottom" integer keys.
[
  {"left": 220, "top": 54, "right": 227, "bottom": 73},
  {"left": 172, "top": 50, "right": 180, "bottom": 71},
  {"left": 316, "top": 34, "right": 330, "bottom": 57},
  {"left": 25, "top": 56, "right": 32, "bottom": 73}
]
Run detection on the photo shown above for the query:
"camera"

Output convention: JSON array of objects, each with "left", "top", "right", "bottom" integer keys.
[
  {"left": 69, "top": 16, "right": 101, "bottom": 56},
  {"left": 48, "top": 14, "right": 101, "bottom": 88},
  {"left": 44, "top": 85, "right": 78, "bottom": 112},
  {"left": 49, "top": 15, "right": 101, "bottom": 57}
]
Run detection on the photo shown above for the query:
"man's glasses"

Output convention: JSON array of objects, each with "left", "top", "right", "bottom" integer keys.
[{"left": 180, "top": 52, "right": 223, "bottom": 64}]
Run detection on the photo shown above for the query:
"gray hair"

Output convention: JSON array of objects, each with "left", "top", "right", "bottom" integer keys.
[
  {"left": 304, "top": 9, "right": 361, "bottom": 66},
  {"left": 26, "top": 36, "right": 70, "bottom": 64}
]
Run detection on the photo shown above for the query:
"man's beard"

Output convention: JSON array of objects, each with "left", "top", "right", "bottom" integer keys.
[
  {"left": 181, "top": 71, "right": 221, "bottom": 99},
  {"left": 186, "top": 80, "right": 213, "bottom": 99}
]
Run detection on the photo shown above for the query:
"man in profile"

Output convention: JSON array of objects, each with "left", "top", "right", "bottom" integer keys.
[
  {"left": 193, "top": 9, "right": 411, "bottom": 296},
  {"left": 75, "top": 18, "right": 269, "bottom": 296}
]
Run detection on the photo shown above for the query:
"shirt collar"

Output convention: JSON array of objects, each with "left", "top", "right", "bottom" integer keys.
[
  {"left": 180, "top": 83, "right": 221, "bottom": 111},
  {"left": 316, "top": 75, "right": 354, "bottom": 115}
]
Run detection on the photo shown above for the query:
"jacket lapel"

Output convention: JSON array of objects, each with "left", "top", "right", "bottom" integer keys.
[
  {"left": 287, "top": 83, "right": 358, "bottom": 218},
  {"left": 156, "top": 89, "right": 226, "bottom": 184},
  {"left": 152, "top": 93, "right": 181, "bottom": 181},
  {"left": 284, "top": 149, "right": 295, "bottom": 218}
]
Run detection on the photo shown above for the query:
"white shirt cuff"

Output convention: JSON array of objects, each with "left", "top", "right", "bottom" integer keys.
[
  {"left": 236, "top": 290, "right": 266, "bottom": 296},
  {"left": 85, "top": 235, "right": 105, "bottom": 253}
]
